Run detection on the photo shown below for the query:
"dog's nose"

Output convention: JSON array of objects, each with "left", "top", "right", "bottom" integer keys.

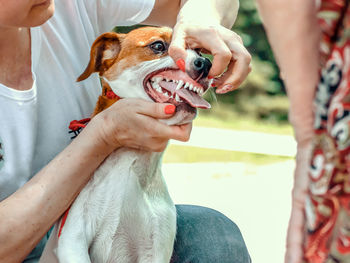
[{"left": 193, "top": 57, "right": 212, "bottom": 78}]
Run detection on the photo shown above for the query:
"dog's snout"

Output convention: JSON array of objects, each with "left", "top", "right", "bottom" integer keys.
[{"left": 193, "top": 57, "right": 212, "bottom": 78}]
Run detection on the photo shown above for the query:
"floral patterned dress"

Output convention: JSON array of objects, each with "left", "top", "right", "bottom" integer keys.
[{"left": 303, "top": 0, "right": 350, "bottom": 262}]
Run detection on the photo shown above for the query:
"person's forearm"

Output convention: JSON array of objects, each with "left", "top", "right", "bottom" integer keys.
[
  {"left": 144, "top": 0, "right": 239, "bottom": 29},
  {"left": 178, "top": 0, "right": 239, "bottom": 28},
  {"left": 0, "top": 119, "right": 114, "bottom": 262},
  {"left": 257, "top": 0, "right": 320, "bottom": 145}
]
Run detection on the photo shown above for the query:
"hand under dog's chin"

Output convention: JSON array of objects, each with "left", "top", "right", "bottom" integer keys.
[{"left": 161, "top": 103, "right": 197, "bottom": 126}]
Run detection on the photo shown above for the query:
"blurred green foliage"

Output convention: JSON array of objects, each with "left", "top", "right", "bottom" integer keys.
[
  {"left": 235, "top": 0, "right": 283, "bottom": 94},
  {"left": 115, "top": 0, "right": 289, "bottom": 124},
  {"left": 215, "top": 0, "right": 289, "bottom": 124}
]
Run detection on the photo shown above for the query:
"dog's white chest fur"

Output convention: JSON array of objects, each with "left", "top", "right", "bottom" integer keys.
[{"left": 56, "top": 149, "right": 176, "bottom": 263}]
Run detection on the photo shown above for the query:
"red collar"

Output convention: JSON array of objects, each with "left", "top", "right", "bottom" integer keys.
[{"left": 106, "top": 90, "right": 119, "bottom": 100}]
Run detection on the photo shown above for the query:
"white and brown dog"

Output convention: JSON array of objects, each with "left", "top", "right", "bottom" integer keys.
[{"left": 41, "top": 27, "right": 212, "bottom": 263}]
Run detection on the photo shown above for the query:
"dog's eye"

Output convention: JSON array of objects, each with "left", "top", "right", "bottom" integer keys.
[{"left": 149, "top": 41, "right": 166, "bottom": 54}]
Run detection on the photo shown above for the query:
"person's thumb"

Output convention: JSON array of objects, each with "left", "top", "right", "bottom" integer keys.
[
  {"left": 136, "top": 102, "right": 176, "bottom": 119},
  {"left": 169, "top": 26, "right": 187, "bottom": 72}
]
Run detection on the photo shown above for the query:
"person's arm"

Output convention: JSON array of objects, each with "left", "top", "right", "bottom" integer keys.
[
  {"left": 144, "top": 0, "right": 239, "bottom": 29},
  {"left": 257, "top": 0, "right": 320, "bottom": 146},
  {"left": 256, "top": 0, "right": 320, "bottom": 262},
  {"left": 0, "top": 99, "right": 190, "bottom": 263},
  {"left": 144, "top": 0, "right": 251, "bottom": 94}
]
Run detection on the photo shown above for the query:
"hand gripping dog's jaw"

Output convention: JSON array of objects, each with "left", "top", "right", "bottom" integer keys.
[{"left": 78, "top": 27, "right": 213, "bottom": 125}]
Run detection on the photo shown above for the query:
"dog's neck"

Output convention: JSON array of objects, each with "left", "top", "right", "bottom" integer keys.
[
  {"left": 113, "top": 148, "right": 165, "bottom": 194},
  {"left": 131, "top": 150, "right": 163, "bottom": 188}
]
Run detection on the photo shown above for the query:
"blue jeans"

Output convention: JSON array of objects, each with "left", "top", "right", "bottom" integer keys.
[{"left": 25, "top": 205, "right": 250, "bottom": 262}]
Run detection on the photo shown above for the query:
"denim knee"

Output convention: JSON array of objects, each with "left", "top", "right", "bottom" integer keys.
[{"left": 171, "top": 205, "right": 251, "bottom": 263}]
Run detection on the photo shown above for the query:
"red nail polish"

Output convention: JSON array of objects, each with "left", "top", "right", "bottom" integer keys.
[
  {"left": 211, "top": 83, "right": 216, "bottom": 87},
  {"left": 223, "top": 84, "right": 233, "bottom": 91},
  {"left": 208, "top": 76, "right": 214, "bottom": 80},
  {"left": 165, "top": 105, "right": 176, "bottom": 114},
  {"left": 176, "top": 59, "right": 186, "bottom": 72}
]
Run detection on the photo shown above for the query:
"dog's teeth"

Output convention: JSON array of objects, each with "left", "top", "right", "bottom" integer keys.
[
  {"left": 155, "top": 86, "right": 162, "bottom": 93},
  {"left": 184, "top": 82, "right": 190, "bottom": 89},
  {"left": 163, "top": 92, "right": 169, "bottom": 97},
  {"left": 153, "top": 83, "right": 162, "bottom": 93},
  {"left": 155, "top": 77, "right": 162, "bottom": 83},
  {"left": 189, "top": 84, "right": 194, "bottom": 91},
  {"left": 176, "top": 80, "right": 184, "bottom": 90},
  {"left": 175, "top": 94, "right": 181, "bottom": 102}
]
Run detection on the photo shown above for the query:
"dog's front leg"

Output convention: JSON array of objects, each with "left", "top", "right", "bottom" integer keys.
[
  {"left": 56, "top": 190, "right": 94, "bottom": 263},
  {"left": 138, "top": 203, "right": 177, "bottom": 263},
  {"left": 56, "top": 221, "right": 91, "bottom": 263}
]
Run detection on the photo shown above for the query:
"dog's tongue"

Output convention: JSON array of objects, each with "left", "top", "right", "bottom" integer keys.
[{"left": 160, "top": 81, "right": 211, "bottom": 109}]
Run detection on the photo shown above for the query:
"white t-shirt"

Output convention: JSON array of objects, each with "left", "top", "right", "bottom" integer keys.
[{"left": 0, "top": 0, "right": 155, "bottom": 201}]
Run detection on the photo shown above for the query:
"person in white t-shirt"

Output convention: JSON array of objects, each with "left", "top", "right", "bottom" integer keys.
[{"left": 0, "top": 0, "right": 252, "bottom": 262}]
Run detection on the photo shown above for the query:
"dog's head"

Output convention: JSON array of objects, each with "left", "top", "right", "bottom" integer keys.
[{"left": 78, "top": 27, "right": 212, "bottom": 125}]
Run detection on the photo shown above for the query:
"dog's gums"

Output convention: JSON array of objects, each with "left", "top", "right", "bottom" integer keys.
[{"left": 144, "top": 69, "right": 211, "bottom": 109}]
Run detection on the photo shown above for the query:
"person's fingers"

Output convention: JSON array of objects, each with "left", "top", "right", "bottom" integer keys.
[
  {"left": 134, "top": 105, "right": 193, "bottom": 141},
  {"left": 168, "top": 24, "right": 188, "bottom": 68},
  {"left": 169, "top": 123, "right": 192, "bottom": 142},
  {"left": 170, "top": 25, "right": 234, "bottom": 77},
  {"left": 214, "top": 34, "right": 251, "bottom": 93},
  {"left": 132, "top": 138, "right": 169, "bottom": 152},
  {"left": 151, "top": 122, "right": 192, "bottom": 142},
  {"left": 208, "top": 39, "right": 233, "bottom": 78},
  {"left": 214, "top": 51, "right": 252, "bottom": 94},
  {"left": 124, "top": 99, "right": 176, "bottom": 119},
  {"left": 94, "top": 98, "right": 194, "bottom": 153},
  {"left": 129, "top": 122, "right": 192, "bottom": 151},
  {"left": 169, "top": 23, "right": 252, "bottom": 92},
  {"left": 184, "top": 29, "right": 232, "bottom": 78}
]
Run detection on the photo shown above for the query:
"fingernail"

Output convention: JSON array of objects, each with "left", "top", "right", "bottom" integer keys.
[
  {"left": 222, "top": 84, "right": 233, "bottom": 91},
  {"left": 216, "top": 85, "right": 233, "bottom": 94},
  {"left": 176, "top": 59, "right": 186, "bottom": 72},
  {"left": 208, "top": 76, "right": 214, "bottom": 80},
  {"left": 211, "top": 83, "right": 216, "bottom": 87},
  {"left": 164, "top": 105, "right": 176, "bottom": 114}
]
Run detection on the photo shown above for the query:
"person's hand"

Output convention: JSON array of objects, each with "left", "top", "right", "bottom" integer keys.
[
  {"left": 169, "top": 22, "right": 251, "bottom": 94},
  {"left": 285, "top": 141, "right": 312, "bottom": 263},
  {"left": 89, "top": 98, "right": 192, "bottom": 153}
]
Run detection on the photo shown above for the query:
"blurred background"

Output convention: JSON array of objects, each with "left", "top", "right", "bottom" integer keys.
[{"left": 118, "top": 1, "right": 295, "bottom": 262}]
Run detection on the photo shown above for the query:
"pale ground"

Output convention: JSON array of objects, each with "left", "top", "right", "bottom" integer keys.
[{"left": 163, "top": 127, "right": 296, "bottom": 263}]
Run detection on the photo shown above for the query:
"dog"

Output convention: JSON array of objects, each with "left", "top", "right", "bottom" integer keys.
[{"left": 43, "top": 26, "right": 212, "bottom": 263}]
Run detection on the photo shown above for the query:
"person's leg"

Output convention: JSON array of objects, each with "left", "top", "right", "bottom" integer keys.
[{"left": 171, "top": 205, "right": 251, "bottom": 263}]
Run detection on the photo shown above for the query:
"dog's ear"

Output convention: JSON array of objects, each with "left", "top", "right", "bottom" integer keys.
[{"left": 77, "top": 32, "right": 125, "bottom": 82}]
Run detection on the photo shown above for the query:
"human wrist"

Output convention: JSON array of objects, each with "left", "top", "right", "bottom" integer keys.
[
  {"left": 177, "top": 0, "right": 223, "bottom": 27},
  {"left": 289, "top": 107, "right": 314, "bottom": 147},
  {"left": 77, "top": 116, "right": 119, "bottom": 157}
]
